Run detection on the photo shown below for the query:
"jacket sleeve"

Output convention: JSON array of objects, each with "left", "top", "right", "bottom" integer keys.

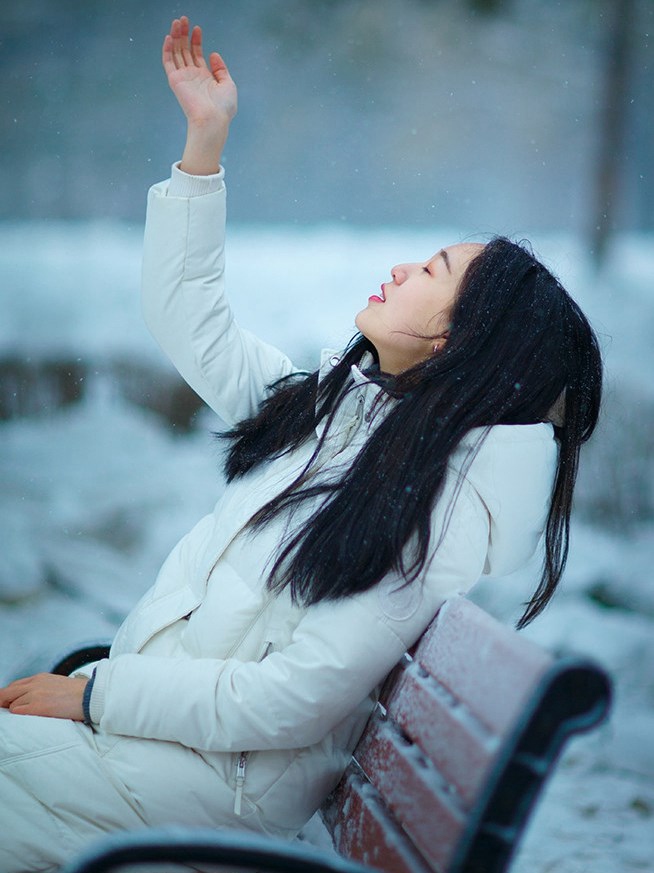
[
  {"left": 141, "top": 172, "right": 299, "bottom": 426},
  {"left": 89, "top": 479, "right": 489, "bottom": 751}
]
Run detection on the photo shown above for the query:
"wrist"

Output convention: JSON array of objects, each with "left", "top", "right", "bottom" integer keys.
[
  {"left": 186, "top": 110, "right": 233, "bottom": 132},
  {"left": 180, "top": 124, "right": 228, "bottom": 175}
]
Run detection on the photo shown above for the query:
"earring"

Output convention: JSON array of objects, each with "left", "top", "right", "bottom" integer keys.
[{"left": 432, "top": 343, "right": 440, "bottom": 353}]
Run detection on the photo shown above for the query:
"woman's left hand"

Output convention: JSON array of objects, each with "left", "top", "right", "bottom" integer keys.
[{"left": 0, "top": 673, "right": 87, "bottom": 721}]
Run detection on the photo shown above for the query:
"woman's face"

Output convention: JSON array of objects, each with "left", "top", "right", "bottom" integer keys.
[{"left": 355, "top": 242, "right": 483, "bottom": 374}]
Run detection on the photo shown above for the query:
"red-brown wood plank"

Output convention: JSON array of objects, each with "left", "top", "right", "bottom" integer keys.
[
  {"left": 355, "top": 716, "right": 467, "bottom": 872},
  {"left": 329, "top": 767, "right": 433, "bottom": 873},
  {"left": 414, "top": 597, "right": 552, "bottom": 735},
  {"left": 383, "top": 664, "right": 498, "bottom": 808}
]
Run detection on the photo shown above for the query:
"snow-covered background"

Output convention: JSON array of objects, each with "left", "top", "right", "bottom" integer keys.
[{"left": 1, "top": 218, "right": 653, "bottom": 871}]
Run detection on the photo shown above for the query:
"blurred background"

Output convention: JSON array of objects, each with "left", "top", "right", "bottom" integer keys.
[
  {"left": 3, "top": 0, "right": 653, "bottom": 244},
  {"left": 1, "top": 1, "right": 653, "bottom": 871}
]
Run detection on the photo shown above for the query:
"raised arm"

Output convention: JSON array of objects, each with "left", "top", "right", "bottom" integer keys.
[
  {"left": 162, "top": 16, "right": 237, "bottom": 176},
  {"left": 144, "top": 17, "right": 298, "bottom": 424}
]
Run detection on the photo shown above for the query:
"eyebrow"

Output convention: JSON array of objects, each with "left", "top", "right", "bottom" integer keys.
[{"left": 439, "top": 249, "right": 451, "bottom": 273}]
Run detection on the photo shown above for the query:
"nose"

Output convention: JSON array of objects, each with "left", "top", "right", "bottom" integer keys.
[{"left": 391, "top": 265, "right": 407, "bottom": 284}]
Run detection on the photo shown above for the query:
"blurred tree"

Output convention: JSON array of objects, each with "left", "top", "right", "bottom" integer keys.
[
  {"left": 456, "top": 0, "right": 646, "bottom": 266},
  {"left": 592, "top": 0, "right": 638, "bottom": 267},
  {"left": 457, "top": 0, "right": 644, "bottom": 266}
]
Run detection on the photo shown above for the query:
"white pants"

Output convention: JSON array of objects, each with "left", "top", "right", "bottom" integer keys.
[{"left": 0, "top": 709, "right": 266, "bottom": 872}]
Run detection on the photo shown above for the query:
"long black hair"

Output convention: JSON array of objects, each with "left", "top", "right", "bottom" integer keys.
[{"left": 221, "top": 237, "right": 602, "bottom": 628}]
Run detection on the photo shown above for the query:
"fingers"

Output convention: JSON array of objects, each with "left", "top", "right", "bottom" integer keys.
[
  {"left": 6, "top": 680, "right": 41, "bottom": 715},
  {"left": 209, "top": 51, "right": 230, "bottom": 83},
  {"left": 0, "top": 676, "right": 37, "bottom": 708},
  {"left": 171, "top": 17, "right": 184, "bottom": 69},
  {"left": 162, "top": 33, "right": 175, "bottom": 76},
  {"left": 190, "top": 24, "right": 205, "bottom": 68},
  {"left": 179, "top": 16, "right": 192, "bottom": 68},
  {"left": 164, "top": 16, "right": 205, "bottom": 73}
]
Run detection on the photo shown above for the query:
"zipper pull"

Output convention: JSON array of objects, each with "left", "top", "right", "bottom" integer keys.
[{"left": 234, "top": 752, "right": 248, "bottom": 816}]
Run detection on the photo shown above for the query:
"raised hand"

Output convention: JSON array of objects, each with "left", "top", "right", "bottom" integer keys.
[
  {"left": 162, "top": 16, "right": 237, "bottom": 175},
  {"left": 163, "top": 17, "right": 237, "bottom": 126}
]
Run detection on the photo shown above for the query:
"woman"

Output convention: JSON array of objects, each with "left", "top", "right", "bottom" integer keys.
[{"left": 0, "top": 17, "right": 602, "bottom": 871}]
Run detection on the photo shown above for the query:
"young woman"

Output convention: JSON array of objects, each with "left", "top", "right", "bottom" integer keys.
[{"left": 0, "top": 16, "right": 602, "bottom": 871}]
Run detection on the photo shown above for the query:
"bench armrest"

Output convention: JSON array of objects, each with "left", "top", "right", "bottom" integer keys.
[
  {"left": 50, "top": 642, "right": 112, "bottom": 676},
  {"left": 60, "top": 827, "right": 374, "bottom": 873}
]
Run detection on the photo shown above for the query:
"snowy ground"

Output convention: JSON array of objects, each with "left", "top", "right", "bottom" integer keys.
[{"left": 1, "top": 219, "right": 653, "bottom": 871}]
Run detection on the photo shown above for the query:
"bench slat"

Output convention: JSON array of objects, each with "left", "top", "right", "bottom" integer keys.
[
  {"left": 383, "top": 662, "right": 499, "bottom": 808},
  {"left": 413, "top": 598, "right": 552, "bottom": 735},
  {"left": 354, "top": 715, "right": 467, "bottom": 872},
  {"left": 327, "top": 766, "right": 433, "bottom": 873}
]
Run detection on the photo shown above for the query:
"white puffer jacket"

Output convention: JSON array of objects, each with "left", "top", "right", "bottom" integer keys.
[{"left": 87, "top": 166, "right": 558, "bottom": 836}]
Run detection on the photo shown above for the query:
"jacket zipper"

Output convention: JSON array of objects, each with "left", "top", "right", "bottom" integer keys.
[
  {"left": 234, "top": 751, "right": 249, "bottom": 816},
  {"left": 233, "top": 640, "right": 273, "bottom": 816},
  {"left": 344, "top": 395, "right": 365, "bottom": 442}
]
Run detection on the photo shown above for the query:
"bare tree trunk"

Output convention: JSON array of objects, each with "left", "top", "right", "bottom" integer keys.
[{"left": 592, "top": 0, "right": 636, "bottom": 267}]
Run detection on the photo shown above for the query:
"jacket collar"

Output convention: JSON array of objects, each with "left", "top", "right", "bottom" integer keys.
[
  {"left": 315, "top": 349, "right": 387, "bottom": 443},
  {"left": 317, "top": 348, "right": 375, "bottom": 383}
]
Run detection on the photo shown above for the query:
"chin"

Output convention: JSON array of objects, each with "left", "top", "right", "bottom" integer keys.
[{"left": 354, "top": 308, "right": 371, "bottom": 336}]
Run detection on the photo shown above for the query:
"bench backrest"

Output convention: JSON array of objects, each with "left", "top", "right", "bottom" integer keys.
[{"left": 322, "top": 595, "right": 611, "bottom": 873}]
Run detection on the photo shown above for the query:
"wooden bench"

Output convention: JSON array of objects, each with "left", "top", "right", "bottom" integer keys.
[{"left": 57, "top": 595, "right": 611, "bottom": 873}]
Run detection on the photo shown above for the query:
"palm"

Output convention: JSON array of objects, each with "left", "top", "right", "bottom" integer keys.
[
  {"left": 168, "top": 64, "right": 236, "bottom": 124},
  {"left": 163, "top": 17, "right": 237, "bottom": 125}
]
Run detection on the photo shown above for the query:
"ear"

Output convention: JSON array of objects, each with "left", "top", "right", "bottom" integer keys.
[{"left": 432, "top": 330, "right": 450, "bottom": 354}]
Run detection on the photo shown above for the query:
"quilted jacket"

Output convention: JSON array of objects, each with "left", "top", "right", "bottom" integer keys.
[{"left": 86, "top": 166, "right": 558, "bottom": 836}]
